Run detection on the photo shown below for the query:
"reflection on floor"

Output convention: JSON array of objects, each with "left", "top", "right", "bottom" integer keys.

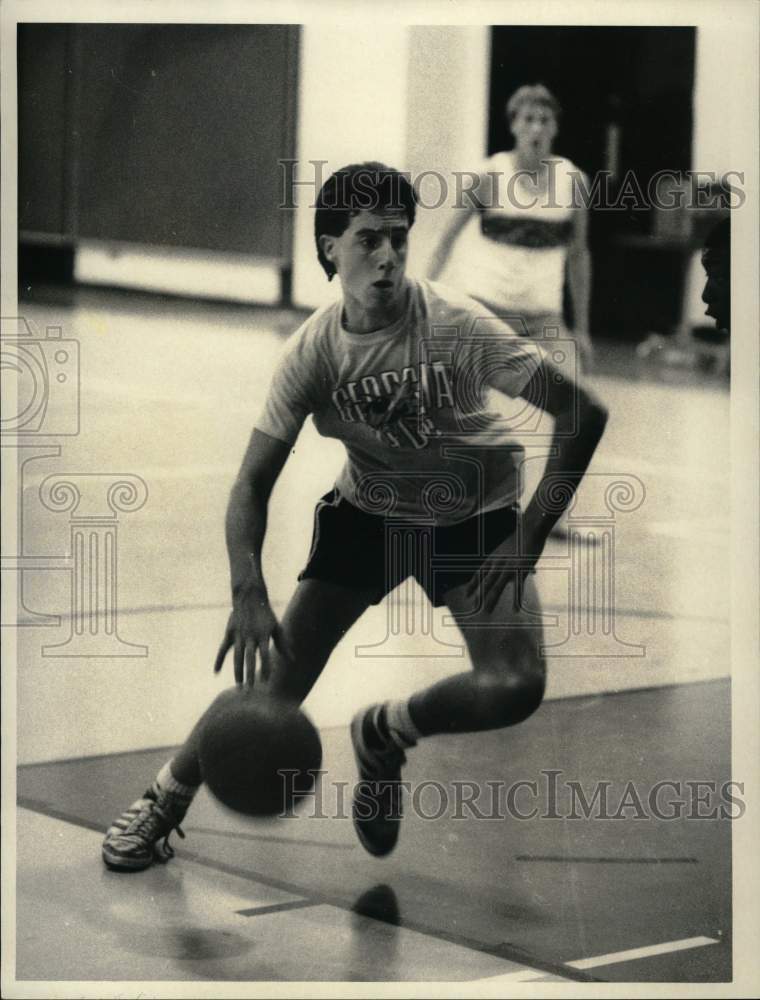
[
  {"left": 18, "top": 680, "right": 731, "bottom": 983},
  {"left": 11, "top": 289, "right": 732, "bottom": 985}
]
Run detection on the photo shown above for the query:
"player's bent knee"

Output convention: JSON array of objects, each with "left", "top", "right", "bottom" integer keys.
[
  {"left": 509, "top": 670, "right": 546, "bottom": 724},
  {"left": 473, "top": 664, "right": 545, "bottom": 727}
]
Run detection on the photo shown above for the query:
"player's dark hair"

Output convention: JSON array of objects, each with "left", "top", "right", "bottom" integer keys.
[
  {"left": 506, "top": 83, "right": 562, "bottom": 124},
  {"left": 315, "top": 162, "right": 418, "bottom": 280},
  {"left": 704, "top": 216, "right": 730, "bottom": 256}
]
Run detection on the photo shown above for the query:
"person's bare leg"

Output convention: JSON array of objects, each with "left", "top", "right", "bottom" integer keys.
[
  {"left": 351, "top": 572, "right": 546, "bottom": 857},
  {"left": 406, "top": 572, "right": 546, "bottom": 736},
  {"left": 103, "top": 578, "right": 374, "bottom": 870},
  {"left": 170, "top": 579, "right": 374, "bottom": 784}
]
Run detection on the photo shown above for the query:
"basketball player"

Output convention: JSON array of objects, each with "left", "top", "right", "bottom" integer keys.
[
  {"left": 701, "top": 216, "right": 730, "bottom": 334},
  {"left": 102, "top": 163, "right": 608, "bottom": 869},
  {"left": 428, "top": 84, "right": 594, "bottom": 371}
]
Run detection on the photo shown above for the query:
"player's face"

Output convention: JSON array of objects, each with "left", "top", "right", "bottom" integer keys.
[
  {"left": 323, "top": 210, "right": 409, "bottom": 312},
  {"left": 510, "top": 102, "right": 558, "bottom": 158},
  {"left": 701, "top": 248, "right": 730, "bottom": 333}
]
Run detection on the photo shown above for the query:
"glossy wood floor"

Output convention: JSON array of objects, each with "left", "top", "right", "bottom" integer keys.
[{"left": 10, "top": 288, "right": 732, "bottom": 986}]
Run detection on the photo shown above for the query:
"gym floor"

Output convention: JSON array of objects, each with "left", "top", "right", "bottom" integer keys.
[{"left": 12, "top": 287, "right": 732, "bottom": 984}]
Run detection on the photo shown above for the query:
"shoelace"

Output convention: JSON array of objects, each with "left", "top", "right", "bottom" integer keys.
[
  {"left": 125, "top": 801, "right": 186, "bottom": 855},
  {"left": 157, "top": 828, "right": 185, "bottom": 861}
]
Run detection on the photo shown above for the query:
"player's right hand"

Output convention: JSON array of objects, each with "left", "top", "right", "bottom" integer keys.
[{"left": 213, "top": 581, "right": 279, "bottom": 686}]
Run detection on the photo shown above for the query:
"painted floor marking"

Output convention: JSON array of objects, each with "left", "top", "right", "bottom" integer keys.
[
  {"left": 515, "top": 855, "right": 699, "bottom": 864},
  {"left": 476, "top": 969, "right": 551, "bottom": 983},
  {"left": 20, "top": 806, "right": 587, "bottom": 984},
  {"left": 565, "top": 935, "right": 720, "bottom": 970},
  {"left": 187, "top": 824, "right": 355, "bottom": 851},
  {"left": 236, "top": 898, "right": 317, "bottom": 918},
  {"left": 19, "top": 598, "right": 729, "bottom": 627},
  {"left": 475, "top": 934, "right": 721, "bottom": 981}
]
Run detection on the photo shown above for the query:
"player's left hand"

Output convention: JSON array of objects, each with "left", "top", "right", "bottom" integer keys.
[
  {"left": 214, "top": 579, "right": 280, "bottom": 686},
  {"left": 464, "top": 542, "right": 538, "bottom": 615},
  {"left": 463, "top": 521, "right": 545, "bottom": 615}
]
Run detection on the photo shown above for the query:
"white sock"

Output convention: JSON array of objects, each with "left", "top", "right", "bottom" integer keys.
[
  {"left": 153, "top": 761, "right": 199, "bottom": 806},
  {"left": 385, "top": 699, "right": 422, "bottom": 749}
]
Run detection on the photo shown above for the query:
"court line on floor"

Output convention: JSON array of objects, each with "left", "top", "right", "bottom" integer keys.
[
  {"left": 15, "top": 801, "right": 600, "bottom": 984},
  {"left": 16, "top": 798, "right": 352, "bottom": 853},
  {"left": 515, "top": 855, "right": 699, "bottom": 864},
  {"left": 173, "top": 848, "right": 602, "bottom": 984},
  {"left": 19, "top": 451, "right": 730, "bottom": 489},
  {"left": 186, "top": 824, "right": 355, "bottom": 851},
  {"left": 236, "top": 899, "right": 318, "bottom": 918},
  {"left": 18, "top": 797, "right": 108, "bottom": 835},
  {"left": 550, "top": 674, "right": 730, "bottom": 707},
  {"left": 475, "top": 969, "right": 549, "bottom": 983},
  {"left": 474, "top": 935, "right": 721, "bottom": 981},
  {"left": 565, "top": 935, "right": 720, "bottom": 971},
  {"left": 598, "top": 452, "right": 727, "bottom": 487},
  {"left": 18, "top": 598, "right": 729, "bottom": 627},
  {"left": 18, "top": 744, "right": 185, "bottom": 768},
  {"left": 17, "top": 675, "right": 730, "bottom": 767}
]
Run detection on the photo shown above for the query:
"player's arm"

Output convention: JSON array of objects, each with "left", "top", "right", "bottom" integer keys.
[
  {"left": 466, "top": 350, "right": 608, "bottom": 612},
  {"left": 215, "top": 321, "right": 316, "bottom": 682},
  {"left": 519, "top": 354, "right": 608, "bottom": 548},
  {"left": 427, "top": 171, "right": 492, "bottom": 281},
  {"left": 566, "top": 188, "right": 594, "bottom": 370},
  {"left": 214, "top": 428, "right": 291, "bottom": 684},
  {"left": 226, "top": 428, "right": 290, "bottom": 596}
]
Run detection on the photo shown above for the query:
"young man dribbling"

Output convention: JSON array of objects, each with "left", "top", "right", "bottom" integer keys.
[{"left": 103, "top": 163, "right": 608, "bottom": 869}]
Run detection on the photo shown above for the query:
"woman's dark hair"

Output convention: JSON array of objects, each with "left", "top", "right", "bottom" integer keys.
[{"left": 315, "top": 162, "right": 418, "bottom": 280}]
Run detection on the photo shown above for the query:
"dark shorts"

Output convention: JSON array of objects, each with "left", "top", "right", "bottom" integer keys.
[{"left": 298, "top": 489, "right": 520, "bottom": 608}]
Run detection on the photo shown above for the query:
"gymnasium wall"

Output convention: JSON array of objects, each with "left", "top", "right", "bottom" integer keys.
[
  {"left": 18, "top": 23, "right": 299, "bottom": 300},
  {"left": 19, "top": 23, "right": 741, "bottom": 319},
  {"left": 13, "top": 21, "right": 747, "bottom": 765}
]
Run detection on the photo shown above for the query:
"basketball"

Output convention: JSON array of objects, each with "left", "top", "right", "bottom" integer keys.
[{"left": 198, "top": 687, "right": 323, "bottom": 817}]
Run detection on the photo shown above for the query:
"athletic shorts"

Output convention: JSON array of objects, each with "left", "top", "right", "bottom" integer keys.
[{"left": 298, "top": 488, "right": 520, "bottom": 608}]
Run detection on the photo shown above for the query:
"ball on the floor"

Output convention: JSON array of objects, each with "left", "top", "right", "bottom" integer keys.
[{"left": 198, "top": 687, "right": 322, "bottom": 817}]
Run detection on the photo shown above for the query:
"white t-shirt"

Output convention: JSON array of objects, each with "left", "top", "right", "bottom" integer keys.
[
  {"left": 256, "top": 279, "right": 542, "bottom": 525},
  {"left": 463, "top": 153, "right": 580, "bottom": 315}
]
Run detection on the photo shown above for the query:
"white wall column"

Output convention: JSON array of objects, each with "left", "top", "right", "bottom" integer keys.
[
  {"left": 404, "top": 25, "right": 490, "bottom": 278},
  {"left": 292, "top": 24, "right": 491, "bottom": 307},
  {"left": 292, "top": 24, "right": 410, "bottom": 309}
]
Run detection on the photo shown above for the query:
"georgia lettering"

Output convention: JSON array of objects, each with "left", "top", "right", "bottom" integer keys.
[{"left": 330, "top": 362, "right": 454, "bottom": 449}]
